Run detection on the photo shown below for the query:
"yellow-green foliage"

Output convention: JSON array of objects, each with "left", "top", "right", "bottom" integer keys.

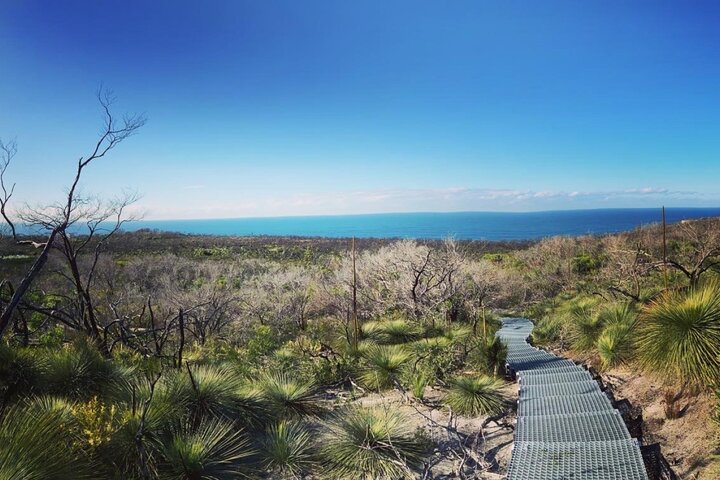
[
  {"left": 444, "top": 375, "right": 505, "bottom": 416},
  {"left": 566, "top": 297, "right": 603, "bottom": 351},
  {"left": 361, "top": 318, "right": 422, "bottom": 344},
  {"left": 261, "top": 420, "right": 315, "bottom": 477},
  {"left": 0, "top": 400, "right": 95, "bottom": 479},
  {"left": 358, "top": 344, "right": 411, "bottom": 390},
  {"left": 596, "top": 304, "right": 637, "bottom": 370},
  {"left": 321, "top": 406, "right": 425, "bottom": 479},
  {"left": 637, "top": 281, "right": 720, "bottom": 386},
  {"left": 73, "top": 396, "right": 119, "bottom": 449}
]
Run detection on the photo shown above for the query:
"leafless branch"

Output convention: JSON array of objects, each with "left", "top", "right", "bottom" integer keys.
[{"left": 0, "top": 138, "right": 18, "bottom": 239}]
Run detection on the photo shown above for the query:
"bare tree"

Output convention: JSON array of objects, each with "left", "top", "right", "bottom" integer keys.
[
  {"left": 21, "top": 192, "right": 141, "bottom": 346},
  {"left": 664, "top": 218, "right": 720, "bottom": 287},
  {"left": 0, "top": 88, "right": 145, "bottom": 340},
  {"left": 0, "top": 139, "right": 18, "bottom": 239},
  {"left": 602, "top": 233, "right": 654, "bottom": 302}
]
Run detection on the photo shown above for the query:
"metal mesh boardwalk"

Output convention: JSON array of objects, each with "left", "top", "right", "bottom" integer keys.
[{"left": 498, "top": 317, "right": 648, "bottom": 480}]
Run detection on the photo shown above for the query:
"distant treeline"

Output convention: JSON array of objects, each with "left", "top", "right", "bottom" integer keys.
[{"left": 2, "top": 229, "right": 537, "bottom": 265}]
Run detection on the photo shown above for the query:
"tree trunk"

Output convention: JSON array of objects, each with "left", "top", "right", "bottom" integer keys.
[
  {"left": 177, "top": 308, "right": 185, "bottom": 369},
  {"left": 0, "top": 229, "right": 59, "bottom": 339}
]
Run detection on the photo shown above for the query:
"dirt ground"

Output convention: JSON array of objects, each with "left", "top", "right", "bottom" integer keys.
[
  {"left": 539, "top": 347, "right": 720, "bottom": 479},
  {"left": 602, "top": 367, "right": 720, "bottom": 480},
  {"left": 328, "top": 382, "right": 517, "bottom": 479}
]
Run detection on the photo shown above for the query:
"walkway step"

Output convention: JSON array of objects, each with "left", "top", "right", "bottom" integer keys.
[
  {"left": 518, "top": 391, "right": 614, "bottom": 416},
  {"left": 498, "top": 317, "right": 648, "bottom": 480},
  {"left": 518, "top": 369, "right": 593, "bottom": 386},
  {"left": 507, "top": 440, "right": 648, "bottom": 480},
  {"left": 516, "top": 410, "right": 630, "bottom": 442}
]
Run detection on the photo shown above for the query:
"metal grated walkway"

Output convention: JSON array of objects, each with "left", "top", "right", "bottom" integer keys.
[{"left": 497, "top": 317, "right": 648, "bottom": 480}]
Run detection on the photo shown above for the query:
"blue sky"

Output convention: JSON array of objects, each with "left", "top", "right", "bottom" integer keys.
[{"left": 1, "top": 1, "right": 719, "bottom": 219}]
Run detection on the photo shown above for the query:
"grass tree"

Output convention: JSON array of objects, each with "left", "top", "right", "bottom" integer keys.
[
  {"left": 637, "top": 281, "right": 720, "bottom": 386},
  {"left": 445, "top": 375, "right": 505, "bottom": 416},
  {"left": 596, "top": 304, "right": 637, "bottom": 370},
  {"left": 0, "top": 401, "right": 95, "bottom": 479},
  {"left": 254, "top": 372, "right": 322, "bottom": 420},
  {"left": 260, "top": 420, "right": 316, "bottom": 478},
  {"left": 361, "top": 318, "right": 422, "bottom": 345},
  {"left": 472, "top": 335, "right": 508, "bottom": 377},
  {"left": 321, "top": 406, "right": 425, "bottom": 479},
  {"left": 358, "top": 344, "right": 411, "bottom": 390},
  {"left": 171, "top": 364, "right": 245, "bottom": 422},
  {"left": 159, "top": 417, "right": 255, "bottom": 479}
]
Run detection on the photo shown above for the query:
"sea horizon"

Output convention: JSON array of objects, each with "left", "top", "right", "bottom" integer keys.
[{"left": 112, "top": 207, "right": 720, "bottom": 241}]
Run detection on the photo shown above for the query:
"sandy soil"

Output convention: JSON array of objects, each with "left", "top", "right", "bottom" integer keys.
[
  {"left": 542, "top": 347, "right": 720, "bottom": 479},
  {"left": 602, "top": 367, "right": 720, "bottom": 480}
]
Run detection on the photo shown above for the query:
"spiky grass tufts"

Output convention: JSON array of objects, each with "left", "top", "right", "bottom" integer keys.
[
  {"left": 321, "top": 406, "right": 425, "bottom": 479},
  {"left": 358, "top": 344, "right": 411, "bottom": 390},
  {"left": 597, "top": 320, "right": 635, "bottom": 370},
  {"left": 159, "top": 417, "right": 255, "bottom": 479},
  {"left": 444, "top": 375, "right": 505, "bottom": 416},
  {"left": 637, "top": 281, "right": 720, "bottom": 386},
  {"left": 0, "top": 401, "right": 95, "bottom": 479},
  {"left": 254, "top": 373, "right": 322, "bottom": 420},
  {"left": 260, "top": 420, "right": 316, "bottom": 478},
  {"left": 361, "top": 319, "right": 422, "bottom": 344}
]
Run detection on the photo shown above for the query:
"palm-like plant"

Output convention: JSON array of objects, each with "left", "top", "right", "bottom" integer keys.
[
  {"left": 159, "top": 417, "right": 255, "bottom": 480},
  {"left": 321, "top": 406, "right": 425, "bottom": 479},
  {"left": 409, "top": 371, "right": 431, "bottom": 400},
  {"left": 362, "top": 319, "right": 421, "bottom": 344},
  {"left": 445, "top": 375, "right": 504, "bottom": 416},
  {"left": 170, "top": 364, "right": 244, "bottom": 421},
  {"left": 254, "top": 373, "right": 322, "bottom": 419},
  {"left": 0, "top": 344, "right": 46, "bottom": 400},
  {"left": 359, "top": 344, "right": 411, "bottom": 390},
  {"left": 260, "top": 420, "right": 316, "bottom": 478},
  {"left": 0, "top": 401, "right": 95, "bottom": 480},
  {"left": 597, "top": 303, "right": 636, "bottom": 326},
  {"left": 102, "top": 376, "right": 181, "bottom": 477},
  {"left": 441, "top": 325, "right": 472, "bottom": 343},
  {"left": 473, "top": 335, "right": 508, "bottom": 377},
  {"left": 637, "top": 281, "right": 720, "bottom": 385},
  {"left": 43, "top": 339, "right": 119, "bottom": 400},
  {"left": 596, "top": 306, "right": 637, "bottom": 370},
  {"left": 570, "top": 311, "right": 604, "bottom": 352}
]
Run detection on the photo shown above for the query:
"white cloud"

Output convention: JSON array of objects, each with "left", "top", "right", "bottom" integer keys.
[{"left": 136, "top": 186, "right": 713, "bottom": 220}]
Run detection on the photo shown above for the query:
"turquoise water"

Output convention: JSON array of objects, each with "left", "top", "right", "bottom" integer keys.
[{"left": 119, "top": 208, "right": 720, "bottom": 240}]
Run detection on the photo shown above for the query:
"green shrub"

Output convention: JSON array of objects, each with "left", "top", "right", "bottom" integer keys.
[
  {"left": 572, "top": 253, "right": 603, "bottom": 275},
  {"left": 470, "top": 335, "right": 508, "bottom": 377},
  {"left": 445, "top": 375, "right": 505, "bottom": 416},
  {"left": 159, "top": 417, "right": 255, "bottom": 479},
  {"left": 0, "top": 401, "right": 95, "bottom": 479},
  {"left": 358, "top": 344, "right": 411, "bottom": 390},
  {"left": 246, "top": 324, "right": 282, "bottom": 362},
  {"left": 361, "top": 318, "right": 421, "bottom": 344},
  {"left": 321, "top": 406, "right": 425, "bottom": 479},
  {"left": 0, "top": 344, "right": 46, "bottom": 400},
  {"left": 637, "top": 281, "right": 720, "bottom": 385},
  {"left": 568, "top": 306, "right": 603, "bottom": 352},
  {"left": 169, "top": 364, "right": 245, "bottom": 422},
  {"left": 253, "top": 373, "right": 322, "bottom": 420},
  {"left": 260, "top": 420, "right": 316, "bottom": 477},
  {"left": 596, "top": 304, "right": 637, "bottom": 370},
  {"left": 44, "top": 339, "right": 122, "bottom": 400},
  {"left": 409, "top": 371, "right": 431, "bottom": 400}
]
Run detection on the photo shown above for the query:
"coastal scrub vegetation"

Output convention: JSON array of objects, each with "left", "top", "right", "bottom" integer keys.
[
  {"left": 2, "top": 105, "right": 720, "bottom": 476},
  {"left": 1, "top": 209, "right": 720, "bottom": 477}
]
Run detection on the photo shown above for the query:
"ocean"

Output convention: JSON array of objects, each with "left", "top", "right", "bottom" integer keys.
[{"left": 118, "top": 208, "right": 720, "bottom": 241}]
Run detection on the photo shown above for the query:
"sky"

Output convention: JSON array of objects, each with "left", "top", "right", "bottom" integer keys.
[{"left": 1, "top": 1, "right": 719, "bottom": 219}]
